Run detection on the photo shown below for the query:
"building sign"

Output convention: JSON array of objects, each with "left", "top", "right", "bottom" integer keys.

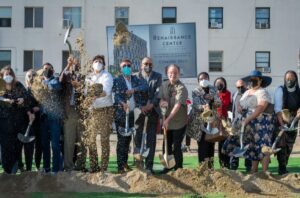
[{"left": 106, "top": 23, "right": 197, "bottom": 77}]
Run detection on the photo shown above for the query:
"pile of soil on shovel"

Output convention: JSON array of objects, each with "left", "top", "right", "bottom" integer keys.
[{"left": 0, "top": 164, "right": 299, "bottom": 197}]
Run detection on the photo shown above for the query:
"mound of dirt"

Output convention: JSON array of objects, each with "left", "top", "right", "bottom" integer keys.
[{"left": 0, "top": 167, "right": 299, "bottom": 197}]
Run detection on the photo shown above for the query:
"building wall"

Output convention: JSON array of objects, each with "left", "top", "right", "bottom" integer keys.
[{"left": 0, "top": 0, "right": 300, "bottom": 96}]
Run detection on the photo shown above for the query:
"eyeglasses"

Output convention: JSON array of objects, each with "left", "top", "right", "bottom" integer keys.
[
  {"left": 143, "top": 62, "right": 152, "bottom": 66},
  {"left": 122, "top": 64, "right": 131, "bottom": 68}
]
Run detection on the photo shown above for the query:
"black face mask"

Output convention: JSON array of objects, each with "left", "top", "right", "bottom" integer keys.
[
  {"left": 216, "top": 83, "right": 224, "bottom": 91},
  {"left": 43, "top": 69, "right": 53, "bottom": 78},
  {"left": 286, "top": 80, "right": 296, "bottom": 88},
  {"left": 237, "top": 87, "right": 246, "bottom": 94},
  {"left": 249, "top": 79, "right": 258, "bottom": 88},
  {"left": 143, "top": 66, "right": 152, "bottom": 73}
]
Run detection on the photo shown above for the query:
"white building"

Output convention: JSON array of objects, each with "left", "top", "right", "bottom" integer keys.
[{"left": 0, "top": 0, "right": 300, "bottom": 94}]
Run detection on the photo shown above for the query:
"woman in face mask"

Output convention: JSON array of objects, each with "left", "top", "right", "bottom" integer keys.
[
  {"left": 0, "top": 66, "right": 34, "bottom": 174},
  {"left": 274, "top": 70, "right": 300, "bottom": 175},
  {"left": 186, "top": 72, "right": 221, "bottom": 169},
  {"left": 214, "top": 77, "right": 231, "bottom": 168},
  {"left": 239, "top": 70, "right": 274, "bottom": 173}
]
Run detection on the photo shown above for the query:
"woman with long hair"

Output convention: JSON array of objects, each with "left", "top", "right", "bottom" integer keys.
[{"left": 0, "top": 66, "right": 34, "bottom": 174}]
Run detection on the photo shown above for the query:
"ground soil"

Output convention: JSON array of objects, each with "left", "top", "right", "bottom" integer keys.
[{"left": 0, "top": 135, "right": 299, "bottom": 197}]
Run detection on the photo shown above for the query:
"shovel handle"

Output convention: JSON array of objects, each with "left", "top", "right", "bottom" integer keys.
[
  {"left": 143, "top": 116, "right": 148, "bottom": 134},
  {"left": 271, "top": 130, "right": 284, "bottom": 150}
]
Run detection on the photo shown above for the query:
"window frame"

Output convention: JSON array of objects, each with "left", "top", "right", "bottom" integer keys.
[
  {"left": 162, "top": 7, "right": 177, "bottom": 24},
  {"left": 62, "top": 50, "right": 80, "bottom": 70},
  {"left": 0, "top": 7, "right": 12, "bottom": 28},
  {"left": 208, "top": 7, "right": 223, "bottom": 29},
  {"left": 23, "top": 50, "right": 43, "bottom": 72},
  {"left": 255, "top": 7, "right": 270, "bottom": 29},
  {"left": 0, "top": 50, "right": 12, "bottom": 69},
  {"left": 115, "top": 7, "right": 129, "bottom": 25},
  {"left": 255, "top": 51, "right": 271, "bottom": 73},
  {"left": 24, "top": 7, "right": 43, "bottom": 28},
  {"left": 63, "top": 7, "right": 82, "bottom": 28},
  {"left": 208, "top": 50, "right": 223, "bottom": 72}
]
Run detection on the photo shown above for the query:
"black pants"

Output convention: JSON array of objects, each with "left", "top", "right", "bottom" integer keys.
[
  {"left": 134, "top": 112, "right": 158, "bottom": 170},
  {"left": 0, "top": 118, "right": 22, "bottom": 174},
  {"left": 197, "top": 133, "right": 215, "bottom": 166},
  {"left": 277, "top": 131, "right": 297, "bottom": 174},
  {"left": 229, "top": 156, "right": 252, "bottom": 171},
  {"left": 218, "top": 140, "right": 230, "bottom": 168},
  {"left": 18, "top": 142, "right": 34, "bottom": 171},
  {"left": 185, "top": 134, "right": 191, "bottom": 146},
  {"left": 116, "top": 112, "right": 134, "bottom": 171},
  {"left": 162, "top": 126, "right": 186, "bottom": 169}
]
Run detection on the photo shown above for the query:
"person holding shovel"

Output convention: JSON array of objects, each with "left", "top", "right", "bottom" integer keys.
[
  {"left": 134, "top": 57, "right": 162, "bottom": 174},
  {"left": 274, "top": 70, "right": 300, "bottom": 175},
  {"left": 113, "top": 58, "right": 148, "bottom": 174},
  {"left": 0, "top": 66, "right": 34, "bottom": 174},
  {"left": 240, "top": 70, "right": 274, "bottom": 173},
  {"left": 158, "top": 64, "right": 188, "bottom": 174},
  {"left": 186, "top": 72, "right": 221, "bottom": 169}
]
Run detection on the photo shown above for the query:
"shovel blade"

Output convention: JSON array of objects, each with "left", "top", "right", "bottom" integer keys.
[
  {"left": 232, "top": 144, "right": 249, "bottom": 158},
  {"left": 141, "top": 148, "right": 150, "bottom": 158},
  {"left": 161, "top": 153, "right": 175, "bottom": 169},
  {"left": 159, "top": 154, "right": 175, "bottom": 169},
  {"left": 18, "top": 133, "right": 35, "bottom": 143}
]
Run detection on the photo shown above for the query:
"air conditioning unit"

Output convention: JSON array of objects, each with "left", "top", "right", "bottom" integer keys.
[
  {"left": 63, "top": 19, "right": 71, "bottom": 28},
  {"left": 257, "top": 22, "right": 269, "bottom": 29},
  {"left": 260, "top": 67, "right": 271, "bottom": 73},
  {"left": 211, "top": 22, "right": 220, "bottom": 28}
]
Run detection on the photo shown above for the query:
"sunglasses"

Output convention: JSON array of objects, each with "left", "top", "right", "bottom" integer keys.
[
  {"left": 122, "top": 64, "right": 131, "bottom": 68},
  {"left": 143, "top": 62, "right": 152, "bottom": 66},
  {"left": 236, "top": 86, "right": 243, "bottom": 89}
]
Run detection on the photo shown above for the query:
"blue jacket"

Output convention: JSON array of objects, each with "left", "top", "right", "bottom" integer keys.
[{"left": 112, "top": 74, "right": 148, "bottom": 123}]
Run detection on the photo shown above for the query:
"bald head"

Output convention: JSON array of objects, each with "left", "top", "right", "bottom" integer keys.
[{"left": 235, "top": 79, "right": 245, "bottom": 88}]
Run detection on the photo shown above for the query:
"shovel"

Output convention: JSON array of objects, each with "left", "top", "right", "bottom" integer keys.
[
  {"left": 262, "top": 130, "right": 284, "bottom": 155},
  {"left": 118, "top": 100, "right": 135, "bottom": 136},
  {"left": 63, "top": 22, "right": 73, "bottom": 55},
  {"left": 18, "top": 119, "right": 35, "bottom": 143},
  {"left": 232, "top": 123, "right": 249, "bottom": 158},
  {"left": 134, "top": 116, "right": 150, "bottom": 161},
  {"left": 159, "top": 109, "right": 175, "bottom": 169}
]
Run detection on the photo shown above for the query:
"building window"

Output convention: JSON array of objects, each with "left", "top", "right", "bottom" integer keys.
[
  {"left": 255, "top": 51, "right": 270, "bottom": 73},
  {"left": 62, "top": 51, "right": 80, "bottom": 70},
  {"left": 0, "top": 7, "right": 12, "bottom": 27},
  {"left": 23, "top": 50, "right": 43, "bottom": 71},
  {"left": 63, "top": 7, "right": 81, "bottom": 28},
  {"left": 0, "top": 50, "right": 11, "bottom": 69},
  {"left": 209, "top": 51, "right": 223, "bottom": 72},
  {"left": 256, "top": 8, "right": 270, "bottom": 29},
  {"left": 115, "top": 7, "right": 129, "bottom": 25},
  {"left": 209, "top": 7, "right": 223, "bottom": 29},
  {"left": 162, "top": 7, "right": 177, "bottom": 23},
  {"left": 25, "top": 7, "right": 43, "bottom": 28}
]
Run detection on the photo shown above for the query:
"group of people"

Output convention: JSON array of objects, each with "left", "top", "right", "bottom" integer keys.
[{"left": 0, "top": 55, "right": 299, "bottom": 176}]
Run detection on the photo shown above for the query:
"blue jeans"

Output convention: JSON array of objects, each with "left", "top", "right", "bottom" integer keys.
[{"left": 40, "top": 117, "right": 62, "bottom": 172}]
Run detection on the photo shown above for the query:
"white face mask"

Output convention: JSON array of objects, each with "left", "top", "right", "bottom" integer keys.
[
  {"left": 93, "top": 62, "right": 103, "bottom": 72},
  {"left": 3, "top": 75, "right": 13, "bottom": 84},
  {"left": 199, "top": 79, "right": 210, "bottom": 88}
]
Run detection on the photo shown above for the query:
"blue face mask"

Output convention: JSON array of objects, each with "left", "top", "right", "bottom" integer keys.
[{"left": 122, "top": 66, "right": 131, "bottom": 76}]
